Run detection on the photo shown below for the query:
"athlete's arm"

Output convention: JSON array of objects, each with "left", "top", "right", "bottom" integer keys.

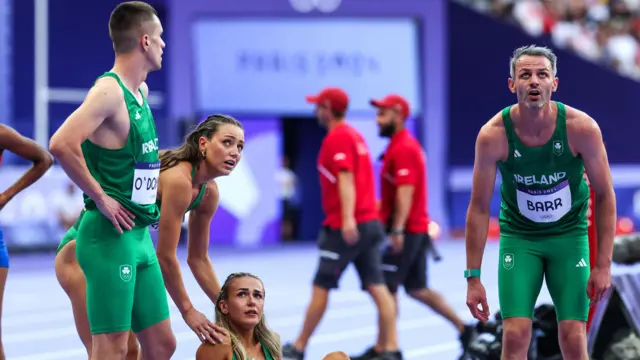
[
  {"left": 466, "top": 122, "right": 504, "bottom": 274},
  {"left": 49, "top": 78, "right": 121, "bottom": 202},
  {"left": 187, "top": 181, "right": 222, "bottom": 304},
  {"left": 0, "top": 125, "right": 54, "bottom": 201},
  {"left": 390, "top": 147, "right": 419, "bottom": 230},
  {"left": 157, "top": 171, "right": 224, "bottom": 344},
  {"left": 156, "top": 171, "right": 196, "bottom": 314},
  {"left": 572, "top": 115, "right": 616, "bottom": 268}
]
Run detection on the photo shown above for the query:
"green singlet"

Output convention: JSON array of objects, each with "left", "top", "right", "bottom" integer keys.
[
  {"left": 496, "top": 101, "right": 591, "bottom": 322},
  {"left": 73, "top": 72, "right": 168, "bottom": 335}
]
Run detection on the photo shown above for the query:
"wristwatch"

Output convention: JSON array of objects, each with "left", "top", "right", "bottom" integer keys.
[
  {"left": 464, "top": 269, "right": 481, "bottom": 279},
  {"left": 390, "top": 228, "right": 403, "bottom": 236}
]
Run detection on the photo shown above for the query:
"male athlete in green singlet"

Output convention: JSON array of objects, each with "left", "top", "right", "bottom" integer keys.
[
  {"left": 54, "top": 115, "right": 243, "bottom": 359},
  {"left": 464, "top": 45, "right": 616, "bottom": 360},
  {"left": 49, "top": 2, "right": 175, "bottom": 359}
]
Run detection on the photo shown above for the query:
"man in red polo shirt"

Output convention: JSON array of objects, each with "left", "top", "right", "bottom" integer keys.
[
  {"left": 350, "top": 94, "right": 475, "bottom": 360},
  {"left": 281, "top": 88, "right": 401, "bottom": 360}
]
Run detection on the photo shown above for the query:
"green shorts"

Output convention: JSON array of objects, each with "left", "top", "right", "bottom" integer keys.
[
  {"left": 75, "top": 208, "right": 170, "bottom": 334},
  {"left": 57, "top": 227, "right": 77, "bottom": 254},
  {"left": 498, "top": 234, "right": 590, "bottom": 322},
  {"left": 56, "top": 210, "right": 86, "bottom": 255}
]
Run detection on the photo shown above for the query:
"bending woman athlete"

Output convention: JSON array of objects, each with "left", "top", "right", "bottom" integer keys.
[
  {"left": 54, "top": 115, "right": 244, "bottom": 358},
  {"left": 0, "top": 125, "right": 53, "bottom": 359}
]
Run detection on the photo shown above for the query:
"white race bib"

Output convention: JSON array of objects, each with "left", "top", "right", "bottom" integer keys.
[
  {"left": 131, "top": 161, "right": 160, "bottom": 205},
  {"left": 516, "top": 180, "right": 572, "bottom": 223}
]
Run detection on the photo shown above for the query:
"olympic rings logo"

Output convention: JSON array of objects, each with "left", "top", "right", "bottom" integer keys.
[{"left": 289, "top": 0, "right": 342, "bottom": 13}]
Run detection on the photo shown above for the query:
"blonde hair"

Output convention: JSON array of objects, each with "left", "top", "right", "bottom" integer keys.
[{"left": 215, "top": 272, "right": 281, "bottom": 359}]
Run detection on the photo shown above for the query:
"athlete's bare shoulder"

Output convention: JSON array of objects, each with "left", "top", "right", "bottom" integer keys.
[
  {"left": 196, "top": 180, "right": 220, "bottom": 214},
  {"left": 563, "top": 104, "right": 602, "bottom": 156},
  {"left": 564, "top": 104, "right": 598, "bottom": 133},
  {"left": 50, "top": 76, "right": 126, "bottom": 148},
  {"left": 476, "top": 110, "right": 509, "bottom": 163},
  {"left": 481, "top": 111, "right": 506, "bottom": 137},
  {"left": 469, "top": 110, "right": 506, "bottom": 207},
  {"left": 140, "top": 81, "right": 150, "bottom": 99},
  {"left": 207, "top": 180, "right": 219, "bottom": 201},
  {"left": 89, "top": 76, "right": 125, "bottom": 109},
  {"left": 160, "top": 161, "right": 192, "bottom": 188},
  {"left": 158, "top": 162, "right": 193, "bottom": 209}
]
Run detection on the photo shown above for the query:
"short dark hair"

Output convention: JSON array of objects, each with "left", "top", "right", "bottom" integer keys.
[{"left": 109, "top": 1, "right": 158, "bottom": 54}]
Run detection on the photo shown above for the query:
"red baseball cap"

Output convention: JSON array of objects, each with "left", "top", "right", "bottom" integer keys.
[
  {"left": 305, "top": 87, "right": 349, "bottom": 112},
  {"left": 370, "top": 94, "right": 410, "bottom": 120}
]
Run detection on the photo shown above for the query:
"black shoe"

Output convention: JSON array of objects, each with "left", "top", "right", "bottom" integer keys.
[
  {"left": 460, "top": 324, "right": 478, "bottom": 351},
  {"left": 350, "top": 346, "right": 380, "bottom": 360},
  {"left": 282, "top": 343, "right": 304, "bottom": 360}
]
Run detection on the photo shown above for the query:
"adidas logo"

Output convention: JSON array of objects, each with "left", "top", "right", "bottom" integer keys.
[
  {"left": 576, "top": 258, "right": 588, "bottom": 268},
  {"left": 514, "top": 149, "right": 521, "bottom": 158}
]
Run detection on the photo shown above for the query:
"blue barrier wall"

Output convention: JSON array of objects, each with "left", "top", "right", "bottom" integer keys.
[
  {"left": 11, "top": 0, "right": 168, "bottom": 142},
  {"left": 448, "top": 2, "right": 640, "bottom": 166}
]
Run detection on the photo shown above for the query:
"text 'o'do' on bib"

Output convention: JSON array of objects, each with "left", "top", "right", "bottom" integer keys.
[{"left": 131, "top": 161, "right": 160, "bottom": 205}]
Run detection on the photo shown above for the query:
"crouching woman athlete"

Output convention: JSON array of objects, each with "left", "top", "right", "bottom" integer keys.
[
  {"left": 197, "top": 272, "right": 281, "bottom": 360},
  {"left": 196, "top": 273, "right": 351, "bottom": 360},
  {"left": 54, "top": 114, "right": 244, "bottom": 359}
]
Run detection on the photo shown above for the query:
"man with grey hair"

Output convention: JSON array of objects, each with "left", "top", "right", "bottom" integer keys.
[{"left": 464, "top": 45, "right": 616, "bottom": 360}]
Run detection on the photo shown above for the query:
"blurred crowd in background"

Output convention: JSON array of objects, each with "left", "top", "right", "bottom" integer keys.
[{"left": 457, "top": 0, "right": 640, "bottom": 79}]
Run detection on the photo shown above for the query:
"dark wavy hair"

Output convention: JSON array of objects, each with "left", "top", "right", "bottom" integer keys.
[{"left": 159, "top": 114, "right": 242, "bottom": 172}]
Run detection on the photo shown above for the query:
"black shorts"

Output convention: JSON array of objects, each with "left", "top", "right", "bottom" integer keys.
[
  {"left": 382, "top": 232, "right": 430, "bottom": 293},
  {"left": 313, "top": 220, "right": 386, "bottom": 290}
]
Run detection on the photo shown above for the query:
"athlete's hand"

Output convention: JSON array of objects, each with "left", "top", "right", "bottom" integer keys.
[
  {"left": 95, "top": 194, "right": 135, "bottom": 234},
  {"left": 215, "top": 325, "right": 231, "bottom": 344},
  {"left": 342, "top": 218, "right": 359, "bottom": 245},
  {"left": 183, "top": 308, "right": 227, "bottom": 344},
  {"left": 587, "top": 265, "right": 611, "bottom": 306},
  {"left": 466, "top": 279, "right": 490, "bottom": 322}
]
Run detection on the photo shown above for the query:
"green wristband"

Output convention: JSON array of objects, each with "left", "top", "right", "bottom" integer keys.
[{"left": 464, "top": 269, "right": 481, "bottom": 279}]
